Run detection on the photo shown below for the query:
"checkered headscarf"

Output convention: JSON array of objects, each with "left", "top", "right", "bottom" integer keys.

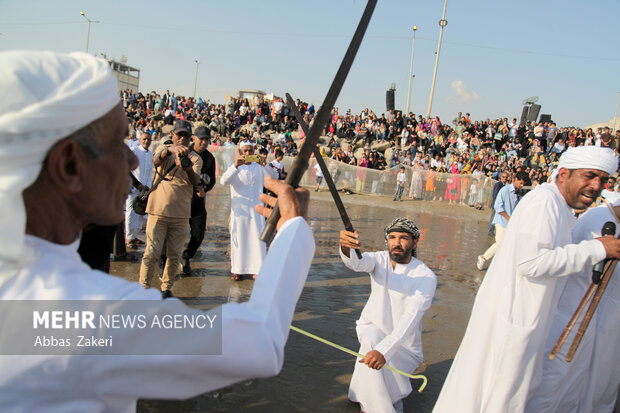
[
  {"left": 384, "top": 217, "right": 420, "bottom": 258},
  {"left": 384, "top": 217, "right": 420, "bottom": 240}
]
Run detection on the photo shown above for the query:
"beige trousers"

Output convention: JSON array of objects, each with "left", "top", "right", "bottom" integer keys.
[
  {"left": 139, "top": 215, "right": 189, "bottom": 291},
  {"left": 482, "top": 223, "right": 505, "bottom": 261}
]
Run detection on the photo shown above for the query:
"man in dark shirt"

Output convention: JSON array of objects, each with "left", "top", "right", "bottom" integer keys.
[
  {"left": 488, "top": 172, "right": 508, "bottom": 237},
  {"left": 182, "top": 126, "right": 216, "bottom": 275}
]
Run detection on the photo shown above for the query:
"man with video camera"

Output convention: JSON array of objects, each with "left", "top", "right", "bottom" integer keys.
[{"left": 139, "top": 119, "right": 202, "bottom": 298}]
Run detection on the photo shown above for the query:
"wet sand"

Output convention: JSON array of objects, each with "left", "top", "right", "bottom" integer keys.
[{"left": 112, "top": 184, "right": 493, "bottom": 412}]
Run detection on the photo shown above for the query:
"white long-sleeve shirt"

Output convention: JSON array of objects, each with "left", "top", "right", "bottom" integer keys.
[
  {"left": 526, "top": 205, "right": 620, "bottom": 413},
  {"left": 0, "top": 217, "right": 314, "bottom": 412},
  {"left": 341, "top": 248, "right": 436, "bottom": 412},
  {"left": 220, "top": 162, "right": 278, "bottom": 274},
  {"left": 434, "top": 182, "right": 606, "bottom": 413},
  {"left": 339, "top": 248, "right": 436, "bottom": 364},
  {"left": 129, "top": 145, "right": 153, "bottom": 188}
]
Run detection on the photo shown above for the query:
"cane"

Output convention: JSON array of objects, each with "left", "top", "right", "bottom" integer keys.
[
  {"left": 548, "top": 259, "right": 613, "bottom": 360},
  {"left": 549, "top": 250, "right": 617, "bottom": 361},
  {"left": 565, "top": 258, "right": 617, "bottom": 362}
]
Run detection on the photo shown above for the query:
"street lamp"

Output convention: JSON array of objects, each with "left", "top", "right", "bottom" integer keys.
[
  {"left": 426, "top": 0, "right": 448, "bottom": 120},
  {"left": 79, "top": 11, "right": 100, "bottom": 54},
  {"left": 613, "top": 92, "right": 620, "bottom": 133},
  {"left": 193, "top": 60, "right": 200, "bottom": 100},
  {"left": 405, "top": 26, "right": 418, "bottom": 118}
]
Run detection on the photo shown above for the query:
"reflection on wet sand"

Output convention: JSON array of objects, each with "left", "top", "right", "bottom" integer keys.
[{"left": 111, "top": 183, "right": 492, "bottom": 413}]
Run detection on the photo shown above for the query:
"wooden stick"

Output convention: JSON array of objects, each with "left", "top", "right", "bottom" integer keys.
[
  {"left": 549, "top": 257, "right": 615, "bottom": 359},
  {"left": 565, "top": 259, "right": 617, "bottom": 362},
  {"left": 286, "top": 93, "right": 362, "bottom": 259},
  {"left": 549, "top": 283, "right": 597, "bottom": 360}
]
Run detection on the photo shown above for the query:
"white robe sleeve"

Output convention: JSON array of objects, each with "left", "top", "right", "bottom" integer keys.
[
  {"left": 374, "top": 275, "right": 436, "bottom": 362},
  {"left": 86, "top": 217, "right": 314, "bottom": 401},
  {"left": 517, "top": 239, "right": 606, "bottom": 279},
  {"left": 220, "top": 164, "right": 239, "bottom": 186},
  {"left": 264, "top": 164, "right": 278, "bottom": 179},
  {"left": 339, "top": 246, "right": 377, "bottom": 274},
  {"left": 514, "top": 189, "right": 606, "bottom": 279}
]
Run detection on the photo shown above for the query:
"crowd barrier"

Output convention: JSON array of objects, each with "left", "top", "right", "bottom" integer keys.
[{"left": 210, "top": 146, "right": 496, "bottom": 209}]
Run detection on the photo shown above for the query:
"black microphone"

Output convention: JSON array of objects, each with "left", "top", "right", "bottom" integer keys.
[{"left": 592, "top": 221, "right": 616, "bottom": 284}]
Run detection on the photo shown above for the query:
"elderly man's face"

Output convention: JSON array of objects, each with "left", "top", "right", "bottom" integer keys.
[
  {"left": 139, "top": 134, "right": 151, "bottom": 150},
  {"left": 81, "top": 104, "right": 138, "bottom": 224},
  {"left": 240, "top": 145, "right": 255, "bottom": 156}
]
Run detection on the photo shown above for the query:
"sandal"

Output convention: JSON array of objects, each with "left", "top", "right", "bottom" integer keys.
[
  {"left": 126, "top": 240, "right": 138, "bottom": 249},
  {"left": 230, "top": 273, "right": 242, "bottom": 281}
]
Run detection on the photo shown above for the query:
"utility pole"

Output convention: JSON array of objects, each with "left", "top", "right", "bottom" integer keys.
[
  {"left": 79, "top": 11, "right": 100, "bottom": 54},
  {"left": 193, "top": 60, "right": 200, "bottom": 100},
  {"left": 405, "top": 26, "right": 418, "bottom": 117},
  {"left": 426, "top": 0, "right": 448, "bottom": 120}
]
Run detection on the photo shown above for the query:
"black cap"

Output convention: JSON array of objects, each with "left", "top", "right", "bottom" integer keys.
[
  {"left": 172, "top": 119, "right": 192, "bottom": 135},
  {"left": 194, "top": 126, "right": 211, "bottom": 139}
]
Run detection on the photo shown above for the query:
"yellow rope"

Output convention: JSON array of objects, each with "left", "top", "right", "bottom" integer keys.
[{"left": 290, "top": 325, "right": 428, "bottom": 392}]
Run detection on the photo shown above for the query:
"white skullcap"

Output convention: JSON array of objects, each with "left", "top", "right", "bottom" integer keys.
[
  {"left": 239, "top": 140, "right": 255, "bottom": 148},
  {"left": 0, "top": 50, "right": 120, "bottom": 277},
  {"left": 551, "top": 146, "right": 618, "bottom": 182}
]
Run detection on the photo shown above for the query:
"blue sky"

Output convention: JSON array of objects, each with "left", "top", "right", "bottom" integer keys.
[{"left": 1, "top": 0, "right": 618, "bottom": 127}]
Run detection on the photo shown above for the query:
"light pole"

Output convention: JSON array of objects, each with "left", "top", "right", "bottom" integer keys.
[
  {"left": 613, "top": 92, "right": 620, "bottom": 133},
  {"left": 405, "top": 26, "right": 418, "bottom": 118},
  {"left": 193, "top": 60, "right": 200, "bottom": 100},
  {"left": 426, "top": 0, "right": 448, "bottom": 120},
  {"left": 79, "top": 11, "right": 100, "bottom": 54}
]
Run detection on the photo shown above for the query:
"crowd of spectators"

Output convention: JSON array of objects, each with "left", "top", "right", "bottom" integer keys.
[{"left": 121, "top": 89, "right": 620, "bottom": 191}]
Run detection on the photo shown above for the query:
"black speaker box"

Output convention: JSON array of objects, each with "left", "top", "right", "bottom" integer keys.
[{"left": 386, "top": 89, "right": 395, "bottom": 111}]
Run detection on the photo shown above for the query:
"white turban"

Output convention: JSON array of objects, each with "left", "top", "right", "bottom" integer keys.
[
  {"left": 0, "top": 51, "right": 120, "bottom": 281},
  {"left": 239, "top": 140, "right": 255, "bottom": 148},
  {"left": 551, "top": 146, "right": 618, "bottom": 182}
]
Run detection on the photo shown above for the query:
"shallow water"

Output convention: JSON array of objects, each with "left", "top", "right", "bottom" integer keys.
[{"left": 112, "top": 184, "right": 493, "bottom": 412}]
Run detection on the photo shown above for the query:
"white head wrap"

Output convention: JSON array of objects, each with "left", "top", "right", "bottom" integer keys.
[
  {"left": 0, "top": 51, "right": 120, "bottom": 281},
  {"left": 239, "top": 140, "right": 255, "bottom": 148},
  {"left": 550, "top": 146, "right": 618, "bottom": 182}
]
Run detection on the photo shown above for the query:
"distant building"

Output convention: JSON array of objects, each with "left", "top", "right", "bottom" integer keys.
[
  {"left": 238, "top": 89, "right": 266, "bottom": 101},
  {"left": 585, "top": 117, "right": 620, "bottom": 132},
  {"left": 106, "top": 57, "right": 140, "bottom": 92}
]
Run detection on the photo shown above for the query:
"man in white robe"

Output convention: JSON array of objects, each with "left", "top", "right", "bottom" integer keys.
[
  {"left": 0, "top": 50, "right": 314, "bottom": 412},
  {"left": 221, "top": 141, "right": 278, "bottom": 280},
  {"left": 340, "top": 217, "right": 437, "bottom": 413},
  {"left": 125, "top": 132, "right": 153, "bottom": 245},
  {"left": 434, "top": 146, "right": 620, "bottom": 413},
  {"left": 525, "top": 200, "right": 620, "bottom": 413}
]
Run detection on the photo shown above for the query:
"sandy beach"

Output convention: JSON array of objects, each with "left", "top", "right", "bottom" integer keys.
[{"left": 112, "top": 183, "right": 491, "bottom": 412}]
